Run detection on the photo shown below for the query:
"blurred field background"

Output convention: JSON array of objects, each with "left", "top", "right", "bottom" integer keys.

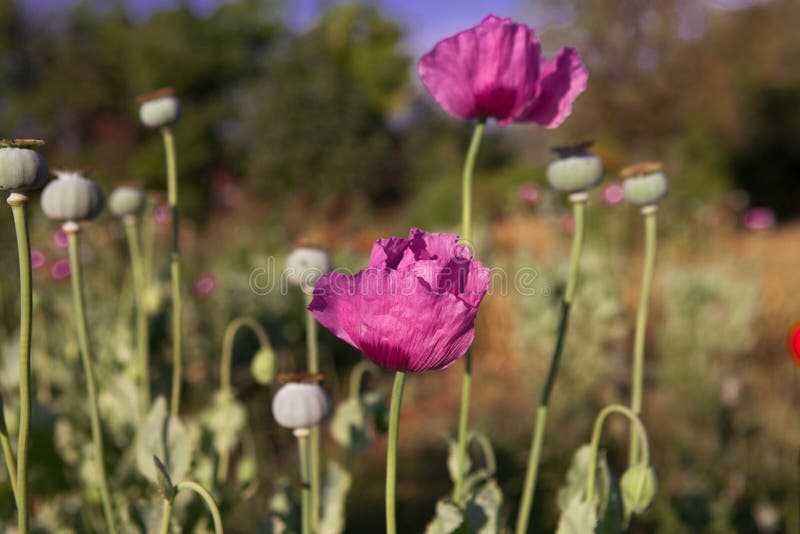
[{"left": 0, "top": 0, "right": 799, "bottom": 532}]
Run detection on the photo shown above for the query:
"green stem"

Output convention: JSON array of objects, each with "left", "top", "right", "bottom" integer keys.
[
  {"left": 161, "top": 127, "right": 182, "bottom": 419},
  {"left": 123, "top": 216, "right": 150, "bottom": 416},
  {"left": 453, "top": 119, "right": 485, "bottom": 505},
  {"left": 158, "top": 498, "right": 173, "bottom": 534},
  {"left": 9, "top": 194, "right": 30, "bottom": 531},
  {"left": 304, "top": 292, "right": 321, "bottom": 532},
  {"left": 0, "top": 393, "right": 17, "bottom": 501},
  {"left": 297, "top": 431, "right": 311, "bottom": 534},
  {"left": 217, "top": 316, "right": 270, "bottom": 483},
  {"left": 348, "top": 360, "right": 379, "bottom": 402},
  {"left": 175, "top": 480, "right": 224, "bottom": 534},
  {"left": 629, "top": 207, "right": 657, "bottom": 466},
  {"left": 386, "top": 371, "right": 406, "bottom": 534},
  {"left": 66, "top": 225, "right": 117, "bottom": 534},
  {"left": 586, "top": 404, "right": 650, "bottom": 503},
  {"left": 515, "top": 196, "right": 587, "bottom": 534}
]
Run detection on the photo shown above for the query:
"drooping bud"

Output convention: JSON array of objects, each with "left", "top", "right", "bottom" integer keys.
[
  {"left": 138, "top": 88, "right": 181, "bottom": 129},
  {"left": 546, "top": 141, "right": 604, "bottom": 194},
  {"left": 41, "top": 171, "right": 105, "bottom": 222},
  {"left": 620, "top": 162, "right": 668, "bottom": 207},
  {"left": 109, "top": 186, "right": 147, "bottom": 218},
  {"left": 271, "top": 374, "right": 330, "bottom": 430},
  {"left": 286, "top": 246, "right": 332, "bottom": 290},
  {"left": 0, "top": 139, "right": 49, "bottom": 193},
  {"left": 251, "top": 346, "right": 277, "bottom": 385}
]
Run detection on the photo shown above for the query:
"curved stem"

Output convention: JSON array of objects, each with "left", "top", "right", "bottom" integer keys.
[
  {"left": 629, "top": 207, "right": 657, "bottom": 466},
  {"left": 386, "top": 371, "right": 407, "bottom": 534},
  {"left": 515, "top": 196, "right": 587, "bottom": 534},
  {"left": 304, "top": 292, "right": 321, "bottom": 532},
  {"left": 219, "top": 316, "right": 270, "bottom": 397},
  {"left": 453, "top": 120, "right": 485, "bottom": 505},
  {"left": 161, "top": 127, "right": 182, "bottom": 418},
  {"left": 586, "top": 404, "right": 650, "bottom": 503},
  {"left": 175, "top": 480, "right": 224, "bottom": 534},
  {"left": 470, "top": 431, "right": 497, "bottom": 475},
  {"left": 348, "top": 360, "right": 380, "bottom": 402},
  {"left": 297, "top": 431, "right": 311, "bottom": 534},
  {"left": 158, "top": 498, "right": 173, "bottom": 534},
  {"left": 0, "top": 393, "right": 17, "bottom": 500},
  {"left": 123, "top": 216, "right": 150, "bottom": 415},
  {"left": 9, "top": 194, "right": 30, "bottom": 531},
  {"left": 66, "top": 225, "right": 117, "bottom": 534}
]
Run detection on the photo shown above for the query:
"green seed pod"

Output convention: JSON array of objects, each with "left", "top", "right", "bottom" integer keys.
[
  {"left": 546, "top": 141, "right": 604, "bottom": 193},
  {"left": 620, "top": 464, "right": 657, "bottom": 514},
  {"left": 108, "top": 186, "right": 147, "bottom": 217},
  {"left": 286, "top": 246, "right": 332, "bottom": 290},
  {"left": 143, "top": 284, "right": 164, "bottom": 315},
  {"left": 251, "top": 346, "right": 277, "bottom": 385},
  {"left": 271, "top": 379, "right": 330, "bottom": 430},
  {"left": 138, "top": 88, "right": 181, "bottom": 129},
  {"left": 41, "top": 171, "right": 105, "bottom": 222},
  {"left": 0, "top": 140, "right": 49, "bottom": 193},
  {"left": 621, "top": 162, "right": 668, "bottom": 206}
]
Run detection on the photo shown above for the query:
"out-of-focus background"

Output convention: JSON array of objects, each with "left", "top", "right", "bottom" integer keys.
[{"left": 0, "top": 0, "right": 799, "bottom": 532}]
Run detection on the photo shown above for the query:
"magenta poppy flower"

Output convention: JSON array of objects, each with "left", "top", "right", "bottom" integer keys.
[
  {"left": 50, "top": 228, "right": 68, "bottom": 249},
  {"left": 30, "top": 249, "right": 46, "bottom": 270},
  {"left": 50, "top": 258, "right": 71, "bottom": 280},
  {"left": 308, "top": 228, "right": 490, "bottom": 372},
  {"left": 603, "top": 182, "right": 625, "bottom": 205},
  {"left": 744, "top": 207, "right": 775, "bottom": 231},
  {"left": 520, "top": 183, "right": 541, "bottom": 205},
  {"left": 418, "top": 15, "right": 587, "bottom": 127},
  {"left": 194, "top": 274, "right": 217, "bottom": 298}
]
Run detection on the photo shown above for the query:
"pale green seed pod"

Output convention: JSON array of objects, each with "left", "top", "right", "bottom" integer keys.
[
  {"left": 271, "top": 380, "right": 330, "bottom": 430},
  {"left": 286, "top": 246, "right": 332, "bottom": 289},
  {"left": 251, "top": 346, "right": 277, "bottom": 385},
  {"left": 0, "top": 141, "right": 49, "bottom": 193},
  {"left": 546, "top": 141, "right": 604, "bottom": 193},
  {"left": 109, "top": 186, "right": 147, "bottom": 217},
  {"left": 621, "top": 162, "right": 668, "bottom": 206},
  {"left": 41, "top": 171, "right": 105, "bottom": 222},
  {"left": 138, "top": 88, "right": 181, "bottom": 129}
]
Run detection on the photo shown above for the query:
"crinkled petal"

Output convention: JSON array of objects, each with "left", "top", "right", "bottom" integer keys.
[
  {"left": 418, "top": 15, "right": 542, "bottom": 121},
  {"left": 396, "top": 227, "right": 462, "bottom": 269},
  {"left": 513, "top": 47, "right": 587, "bottom": 128},
  {"left": 368, "top": 236, "right": 410, "bottom": 269},
  {"left": 309, "top": 269, "right": 478, "bottom": 372},
  {"left": 407, "top": 258, "right": 490, "bottom": 308}
]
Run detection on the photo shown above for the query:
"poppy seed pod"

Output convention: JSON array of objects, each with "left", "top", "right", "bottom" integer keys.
[
  {"left": 546, "top": 141, "right": 604, "bottom": 193},
  {"left": 109, "top": 186, "right": 147, "bottom": 218},
  {"left": 286, "top": 246, "right": 332, "bottom": 290},
  {"left": 621, "top": 162, "right": 668, "bottom": 206},
  {"left": 41, "top": 171, "right": 105, "bottom": 222},
  {"left": 0, "top": 140, "right": 49, "bottom": 193},
  {"left": 138, "top": 88, "right": 181, "bottom": 129},
  {"left": 251, "top": 346, "right": 277, "bottom": 385},
  {"left": 271, "top": 379, "right": 331, "bottom": 430}
]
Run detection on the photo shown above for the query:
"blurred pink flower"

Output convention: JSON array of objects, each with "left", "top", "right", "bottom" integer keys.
[
  {"left": 153, "top": 204, "right": 171, "bottom": 225},
  {"left": 309, "top": 228, "right": 490, "bottom": 372},
  {"left": 30, "top": 249, "right": 46, "bottom": 270},
  {"left": 50, "top": 258, "right": 70, "bottom": 280},
  {"left": 560, "top": 213, "right": 575, "bottom": 234},
  {"left": 520, "top": 183, "right": 541, "bottom": 205},
  {"left": 743, "top": 207, "right": 775, "bottom": 231},
  {"left": 418, "top": 15, "right": 587, "bottom": 126},
  {"left": 50, "top": 228, "right": 68, "bottom": 249},
  {"left": 789, "top": 322, "right": 800, "bottom": 368},
  {"left": 602, "top": 181, "right": 625, "bottom": 205},
  {"left": 194, "top": 274, "right": 217, "bottom": 298}
]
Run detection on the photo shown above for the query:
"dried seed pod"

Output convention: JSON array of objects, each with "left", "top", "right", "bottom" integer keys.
[
  {"left": 0, "top": 141, "right": 49, "bottom": 193},
  {"left": 41, "top": 171, "right": 105, "bottom": 222}
]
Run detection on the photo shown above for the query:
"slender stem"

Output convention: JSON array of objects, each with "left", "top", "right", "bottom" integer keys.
[
  {"left": 217, "top": 316, "right": 269, "bottom": 483},
  {"left": 586, "top": 404, "right": 650, "bottom": 503},
  {"left": 0, "top": 393, "right": 17, "bottom": 500},
  {"left": 142, "top": 198, "right": 155, "bottom": 286},
  {"left": 175, "top": 480, "right": 224, "bottom": 534},
  {"left": 66, "top": 225, "right": 118, "bottom": 534},
  {"left": 453, "top": 120, "right": 485, "bottom": 505},
  {"left": 161, "top": 127, "right": 183, "bottom": 418},
  {"left": 304, "top": 292, "right": 321, "bottom": 532},
  {"left": 348, "top": 360, "right": 379, "bottom": 402},
  {"left": 515, "top": 196, "right": 587, "bottom": 534},
  {"left": 9, "top": 194, "right": 30, "bottom": 531},
  {"left": 158, "top": 498, "right": 173, "bottom": 534},
  {"left": 123, "top": 216, "right": 150, "bottom": 415},
  {"left": 629, "top": 207, "right": 657, "bottom": 466},
  {"left": 297, "top": 431, "right": 311, "bottom": 534},
  {"left": 386, "top": 371, "right": 407, "bottom": 534}
]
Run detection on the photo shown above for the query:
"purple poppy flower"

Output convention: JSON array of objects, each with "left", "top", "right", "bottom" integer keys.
[
  {"left": 51, "top": 228, "right": 68, "bottom": 249},
  {"left": 418, "top": 15, "right": 587, "bottom": 127},
  {"left": 30, "top": 249, "right": 46, "bottom": 270},
  {"left": 744, "top": 207, "right": 775, "bottom": 231},
  {"left": 308, "top": 228, "right": 490, "bottom": 372},
  {"left": 520, "top": 183, "right": 541, "bottom": 205},
  {"left": 603, "top": 181, "right": 625, "bottom": 205},
  {"left": 50, "top": 258, "right": 70, "bottom": 280},
  {"left": 194, "top": 274, "right": 217, "bottom": 298}
]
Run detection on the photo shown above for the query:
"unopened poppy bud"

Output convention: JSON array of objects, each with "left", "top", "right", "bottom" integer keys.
[
  {"left": 546, "top": 141, "right": 604, "bottom": 194},
  {"left": 286, "top": 246, "right": 332, "bottom": 290},
  {"left": 621, "top": 162, "right": 668, "bottom": 207},
  {"left": 271, "top": 377, "right": 330, "bottom": 430},
  {"left": 41, "top": 171, "right": 105, "bottom": 222},
  {"left": 109, "top": 186, "right": 147, "bottom": 218},
  {"left": 251, "top": 346, "right": 277, "bottom": 385},
  {"left": 138, "top": 88, "right": 181, "bottom": 129},
  {"left": 143, "top": 284, "right": 163, "bottom": 315},
  {"left": 0, "top": 140, "right": 49, "bottom": 193}
]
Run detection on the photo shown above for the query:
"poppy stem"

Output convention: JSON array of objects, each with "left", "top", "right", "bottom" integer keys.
[
  {"left": 386, "top": 371, "right": 407, "bottom": 534},
  {"left": 161, "top": 127, "right": 183, "bottom": 419},
  {"left": 629, "top": 206, "right": 658, "bottom": 466},
  {"left": 65, "top": 223, "right": 118, "bottom": 534},
  {"left": 304, "top": 292, "right": 321, "bottom": 532},
  {"left": 453, "top": 119, "right": 485, "bottom": 505},
  {"left": 175, "top": 481, "right": 224, "bottom": 533},
  {"left": 515, "top": 193, "right": 587, "bottom": 534},
  {"left": 9, "top": 193, "right": 31, "bottom": 532},
  {"left": 122, "top": 215, "right": 150, "bottom": 416},
  {"left": 296, "top": 429, "right": 311, "bottom": 534}
]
